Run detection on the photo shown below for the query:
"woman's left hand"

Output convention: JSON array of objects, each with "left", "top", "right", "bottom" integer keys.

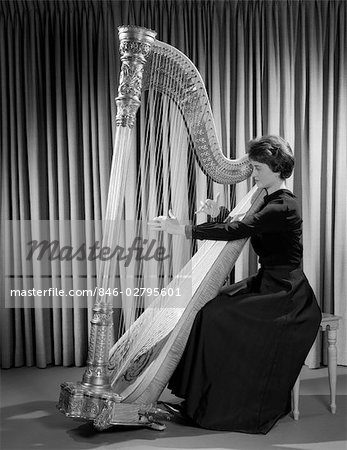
[
  {"left": 148, "top": 210, "right": 186, "bottom": 235},
  {"left": 195, "top": 193, "right": 221, "bottom": 218}
]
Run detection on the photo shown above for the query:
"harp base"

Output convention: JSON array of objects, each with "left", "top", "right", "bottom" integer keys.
[{"left": 57, "top": 381, "right": 167, "bottom": 431}]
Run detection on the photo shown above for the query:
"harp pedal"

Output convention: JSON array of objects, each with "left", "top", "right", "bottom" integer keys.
[
  {"left": 97, "top": 402, "right": 168, "bottom": 431},
  {"left": 57, "top": 381, "right": 168, "bottom": 431}
]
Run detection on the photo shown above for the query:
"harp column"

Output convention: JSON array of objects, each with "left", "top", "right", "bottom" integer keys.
[
  {"left": 57, "top": 26, "right": 159, "bottom": 429},
  {"left": 81, "top": 25, "right": 157, "bottom": 390}
]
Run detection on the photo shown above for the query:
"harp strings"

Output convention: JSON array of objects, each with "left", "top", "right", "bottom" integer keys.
[
  {"left": 114, "top": 49, "right": 206, "bottom": 352},
  {"left": 113, "top": 45, "right": 238, "bottom": 352}
]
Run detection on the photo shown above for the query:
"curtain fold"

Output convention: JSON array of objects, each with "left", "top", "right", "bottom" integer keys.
[{"left": 1, "top": 0, "right": 346, "bottom": 368}]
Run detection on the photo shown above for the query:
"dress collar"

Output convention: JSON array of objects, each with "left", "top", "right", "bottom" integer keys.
[{"left": 264, "top": 189, "right": 295, "bottom": 203}]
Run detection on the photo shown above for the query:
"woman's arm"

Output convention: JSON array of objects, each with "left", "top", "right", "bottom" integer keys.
[
  {"left": 149, "top": 198, "right": 299, "bottom": 241},
  {"left": 187, "top": 201, "right": 295, "bottom": 241}
]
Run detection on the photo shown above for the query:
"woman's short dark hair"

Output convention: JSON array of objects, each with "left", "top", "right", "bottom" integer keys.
[{"left": 247, "top": 135, "right": 294, "bottom": 179}]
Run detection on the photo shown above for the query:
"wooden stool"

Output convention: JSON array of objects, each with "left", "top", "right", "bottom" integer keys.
[{"left": 292, "top": 313, "right": 342, "bottom": 420}]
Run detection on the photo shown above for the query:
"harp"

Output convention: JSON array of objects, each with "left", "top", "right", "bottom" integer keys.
[{"left": 57, "top": 26, "right": 264, "bottom": 430}]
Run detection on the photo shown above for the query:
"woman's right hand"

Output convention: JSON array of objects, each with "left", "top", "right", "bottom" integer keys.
[
  {"left": 195, "top": 192, "right": 221, "bottom": 218},
  {"left": 148, "top": 210, "right": 185, "bottom": 235}
]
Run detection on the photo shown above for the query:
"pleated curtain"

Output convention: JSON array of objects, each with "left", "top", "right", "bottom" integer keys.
[{"left": 1, "top": 0, "right": 346, "bottom": 368}]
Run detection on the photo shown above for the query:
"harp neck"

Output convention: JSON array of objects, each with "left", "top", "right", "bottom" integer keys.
[{"left": 116, "top": 26, "right": 252, "bottom": 184}]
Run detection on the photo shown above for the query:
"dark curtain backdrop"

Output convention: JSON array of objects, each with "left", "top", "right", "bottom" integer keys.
[{"left": 1, "top": 0, "right": 346, "bottom": 368}]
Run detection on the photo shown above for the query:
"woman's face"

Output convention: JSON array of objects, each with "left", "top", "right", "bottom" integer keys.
[{"left": 250, "top": 160, "right": 281, "bottom": 190}]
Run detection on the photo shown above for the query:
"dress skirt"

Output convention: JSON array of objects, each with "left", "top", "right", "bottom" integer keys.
[{"left": 168, "top": 266, "right": 322, "bottom": 434}]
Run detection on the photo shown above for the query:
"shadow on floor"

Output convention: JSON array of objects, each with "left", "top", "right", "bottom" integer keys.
[{"left": 1, "top": 395, "right": 346, "bottom": 450}]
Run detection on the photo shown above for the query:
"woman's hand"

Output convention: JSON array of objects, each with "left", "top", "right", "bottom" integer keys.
[
  {"left": 148, "top": 210, "right": 186, "bottom": 235},
  {"left": 195, "top": 192, "right": 221, "bottom": 218}
]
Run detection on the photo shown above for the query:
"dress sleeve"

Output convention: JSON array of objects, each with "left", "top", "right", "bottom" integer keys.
[{"left": 186, "top": 201, "right": 294, "bottom": 241}]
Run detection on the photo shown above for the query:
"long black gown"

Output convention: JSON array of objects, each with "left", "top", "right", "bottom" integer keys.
[{"left": 168, "top": 189, "right": 322, "bottom": 434}]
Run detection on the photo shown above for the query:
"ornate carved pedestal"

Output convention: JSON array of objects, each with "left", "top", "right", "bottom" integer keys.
[{"left": 57, "top": 381, "right": 166, "bottom": 430}]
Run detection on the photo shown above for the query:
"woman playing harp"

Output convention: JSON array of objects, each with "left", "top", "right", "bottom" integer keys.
[
  {"left": 150, "top": 135, "right": 321, "bottom": 434},
  {"left": 58, "top": 27, "right": 319, "bottom": 432},
  {"left": 58, "top": 25, "right": 266, "bottom": 430}
]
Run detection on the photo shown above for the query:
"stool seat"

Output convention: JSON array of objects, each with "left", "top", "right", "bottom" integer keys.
[{"left": 292, "top": 312, "right": 342, "bottom": 420}]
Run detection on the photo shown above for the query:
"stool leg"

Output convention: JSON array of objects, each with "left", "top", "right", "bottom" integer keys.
[
  {"left": 327, "top": 328, "right": 338, "bottom": 414},
  {"left": 292, "top": 373, "right": 300, "bottom": 420}
]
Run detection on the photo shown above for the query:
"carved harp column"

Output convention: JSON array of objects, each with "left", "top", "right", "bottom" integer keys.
[
  {"left": 57, "top": 26, "right": 162, "bottom": 429},
  {"left": 81, "top": 26, "right": 157, "bottom": 390}
]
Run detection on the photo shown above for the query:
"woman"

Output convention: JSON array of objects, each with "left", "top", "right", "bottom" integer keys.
[{"left": 149, "top": 135, "right": 321, "bottom": 434}]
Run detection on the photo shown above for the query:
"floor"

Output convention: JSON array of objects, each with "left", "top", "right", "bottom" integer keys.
[{"left": 1, "top": 365, "right": 346, "bottom": 450}]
